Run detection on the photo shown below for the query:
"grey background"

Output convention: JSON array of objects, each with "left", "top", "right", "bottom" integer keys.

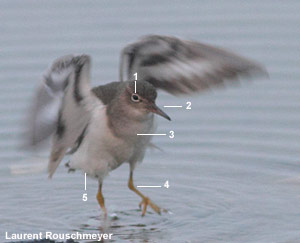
[{"left": 0, "top": 0, "right": 300, "bottom": 242}]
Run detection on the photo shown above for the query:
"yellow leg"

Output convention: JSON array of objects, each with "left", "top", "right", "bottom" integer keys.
[
  {"left": 128, "top": 171, "right": 161, "bottom": 216},
  {"left": 96, "top": 183, "right": 107, "bottom": 217}
]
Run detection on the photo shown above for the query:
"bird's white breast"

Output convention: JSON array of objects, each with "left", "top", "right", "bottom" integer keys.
[{"left": 69, "top": 105, "right": 154, "bottom": 180}]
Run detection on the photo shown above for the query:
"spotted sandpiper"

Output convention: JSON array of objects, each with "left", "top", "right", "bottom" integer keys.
[{"left": 26, "top": 35, "right": 267, "bottom": 216}]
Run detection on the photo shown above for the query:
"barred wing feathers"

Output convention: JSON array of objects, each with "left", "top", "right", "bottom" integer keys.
[
  {"left": 26, "top": 55, "right": 102, "bottom": 177},
  {"left": 120, "top": 35, "right": 267, "bottom": 94}
]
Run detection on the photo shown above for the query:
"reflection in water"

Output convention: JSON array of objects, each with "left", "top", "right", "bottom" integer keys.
[{"left": 77, "top": 210, "right": 169, "bottom": 242}]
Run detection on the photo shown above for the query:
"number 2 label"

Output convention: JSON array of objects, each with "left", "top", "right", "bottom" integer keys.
[{"left": 186, "top": 101, "right": 192, "bottom": 110}]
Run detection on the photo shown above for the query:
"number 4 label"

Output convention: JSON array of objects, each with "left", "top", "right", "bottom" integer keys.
[{"left": 164, "top": 180, "right": 169, "bottom": 188}]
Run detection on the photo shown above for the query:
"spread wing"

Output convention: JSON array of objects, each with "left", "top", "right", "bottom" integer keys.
[
  {"left": 120, "top": 35, "right": 267, "bottom": 94},
  {"left": 26, "top": 54, "right": 102, "bottom": 177}
]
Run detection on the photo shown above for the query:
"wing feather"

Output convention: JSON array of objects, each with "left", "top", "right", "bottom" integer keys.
[
  {"left": 120, "top": 35, "right": 267, "bottom": 95},
  {"left": 26, "top": 54, "right": 102, "bottom": 177}
]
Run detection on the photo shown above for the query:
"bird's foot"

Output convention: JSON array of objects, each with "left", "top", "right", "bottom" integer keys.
[{"left": 139, "top": 197, "right": 161, "bottom": 216}]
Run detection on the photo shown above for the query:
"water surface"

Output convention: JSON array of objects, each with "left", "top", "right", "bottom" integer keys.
[{"left": 1, "top": 0, "right": 300, "bottom": 242}]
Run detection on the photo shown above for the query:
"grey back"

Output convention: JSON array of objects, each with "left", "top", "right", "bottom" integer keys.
[{"left": 92, "top": 81, "right": 125, "bottom": 105}]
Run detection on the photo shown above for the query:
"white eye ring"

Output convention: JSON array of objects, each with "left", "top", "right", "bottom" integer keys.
[{"left": 131, "top": 94, "right": 140, "bottom": 102}]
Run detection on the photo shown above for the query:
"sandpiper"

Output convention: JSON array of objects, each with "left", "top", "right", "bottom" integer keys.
[{"left": 26, "top": 35, "right": 266, "bottom": 216}]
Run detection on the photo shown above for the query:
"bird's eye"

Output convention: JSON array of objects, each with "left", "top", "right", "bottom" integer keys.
[{"left": 131, "top": 94, "right": 140, "bottom": 102}]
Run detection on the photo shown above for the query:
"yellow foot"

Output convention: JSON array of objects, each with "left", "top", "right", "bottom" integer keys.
[{"left": 139, "top": 197, "right": 161, "bottom": 216}]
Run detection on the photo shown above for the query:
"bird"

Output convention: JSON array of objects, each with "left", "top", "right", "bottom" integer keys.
[{"left": 26, "top": 35, "right": 267, "bottom": 216}]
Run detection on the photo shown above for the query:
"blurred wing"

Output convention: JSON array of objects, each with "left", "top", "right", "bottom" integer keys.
[
  {"left": 120, "top": 35, "right": 267, "bottom": 94},
  {"left": 26, "top": 54, "right": 101, "bottom": 177},
  {"left": 26, "top": 80, "right": 63, "bottom": 146},
  {"left": 27, "top": 54, "right": 86, "bottom": 146}
]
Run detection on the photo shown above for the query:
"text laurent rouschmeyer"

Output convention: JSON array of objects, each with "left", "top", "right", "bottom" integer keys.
[{"left": 5, "top": 232, "right": 113, "bottom": 241}]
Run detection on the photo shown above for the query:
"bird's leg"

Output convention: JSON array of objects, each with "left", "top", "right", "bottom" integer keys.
[
  {"left": 128, "top": 171, "right": 161, "bottom": 216},
  {"left": 96, "top": 182, "right": 107, "bottom": 217}
]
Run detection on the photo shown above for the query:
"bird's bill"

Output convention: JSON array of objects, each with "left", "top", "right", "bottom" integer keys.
[{"left": 148, "top": 103, "right": 171, "bottom": 121}]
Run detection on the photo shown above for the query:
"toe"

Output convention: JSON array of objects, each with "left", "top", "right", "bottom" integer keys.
[
  {"left": 141, "top": 202, "right": 148, "bottom": 216},
  {"left": 138, "top": 197, "right": 161, "bottom": 216},
  {"left": 149, "top": 201, "right": 161, "bottom": 215}
]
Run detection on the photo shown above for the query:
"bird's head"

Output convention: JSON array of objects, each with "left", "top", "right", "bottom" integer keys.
[{"left": 124, "top": 80, "right": 171, "bottom": 121}]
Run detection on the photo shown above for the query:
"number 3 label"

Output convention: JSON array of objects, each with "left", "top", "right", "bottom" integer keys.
[{"left": 169, "top": 130, "right": 174, "bottom": 138}]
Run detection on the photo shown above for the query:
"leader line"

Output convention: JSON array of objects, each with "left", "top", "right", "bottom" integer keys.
[
  {"left": 137, "top": 185, "right": 162, "bottom": 188},
  {"left": 137, "top": 133, "right": 167, "bottom": 136},
  {"left": 163, "top": 105, "right": 183, "bottom": 108}
]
